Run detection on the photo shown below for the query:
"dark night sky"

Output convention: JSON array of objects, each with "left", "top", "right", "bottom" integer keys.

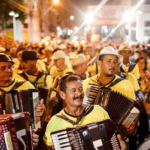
[{"left": 59, "top": 0, "right": 102, "bottom": 26}]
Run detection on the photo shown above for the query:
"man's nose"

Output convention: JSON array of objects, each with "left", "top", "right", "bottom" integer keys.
[{"left": 5, "top": 67, "right": 11, "bottom": 72}]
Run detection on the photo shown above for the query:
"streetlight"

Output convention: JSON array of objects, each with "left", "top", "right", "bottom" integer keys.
[
  {"left": 9, "top": 11, "right": 19, "bottom": 40},
  {"left": 85, "top": 13, "right": 94, "bottom": 24},
  {"left": 57, "top": 27, "right": 61, "bottom": 31},
  {"left": 53, "top": 0, "right": 59, "bottom": 3},
  {"left": 40, "top": 0, "right": 59, "bottom": 20},
  {"left": 70, "top": 16, "right": 74, "bottom": 20},
  {"left": 74, "top": 27, "right": 78, "bottom": 31}
]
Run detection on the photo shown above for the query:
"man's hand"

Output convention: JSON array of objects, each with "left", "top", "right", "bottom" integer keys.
[
  {"left": 144, "top": 103, "right": 150, "bottom": 115},
  {"left": 36, "top": 99, "right": 45, "bottom": 117},
  {"left": 117, "top": 134, "right": 128, "bottom": 150},
  {"left": 120, "top": 122, "right": 135, "bottom": 136},
  {"left": 32, "top": 129, "right": 39, "bottom": 148}
]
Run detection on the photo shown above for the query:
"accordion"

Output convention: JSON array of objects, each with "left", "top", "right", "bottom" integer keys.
[
  {"left": 51, "top": 119, "right": 121, "bottom": 150},
  {"left": 0, "top": 89, "right": 41, "bottom": 129},
  {"left": 94, "top": 87, "right": 142, "bottom": 128},
  {"left": 0, "top": 112, "right": 33, "bottom": 150}
]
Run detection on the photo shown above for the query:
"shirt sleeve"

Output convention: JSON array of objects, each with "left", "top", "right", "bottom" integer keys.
[
  {"left": 46, "top": 75, "right": 53, "bottom": 87},
  {"left": 131, "top": 64, "right": 140, "bottom": 80},
  {"left": 43, "top": 117, "right": 55, "bottom": 146}
]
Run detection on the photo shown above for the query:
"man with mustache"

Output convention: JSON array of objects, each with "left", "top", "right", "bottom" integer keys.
[
  {"left": 42, "top": 74, "right": 127, "bottom": 150},
  {"left": 14, "top": 50, "right": 52, "bottom": 87}
]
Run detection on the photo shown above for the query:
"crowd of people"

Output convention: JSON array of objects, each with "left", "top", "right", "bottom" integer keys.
[{"left": 0, "top": 33, "right": 150, "bottom": 150}]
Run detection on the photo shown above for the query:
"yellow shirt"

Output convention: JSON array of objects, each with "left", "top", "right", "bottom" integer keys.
[
  {"left": 147, "top": 60, "right": 150, "bottom": 72},
  {"left": 50, "top": 65, "right": 72, "bottom": 80},
  {"left": 83, "top": 75, "right": 135, "bottom": 105},
  {"left": 14, "top": 72, "right": 52, "bottom": 87},
  {"left": 87, "top": 62, "right": 100, "bottom": 77},
  {"left": 37, "top": 60, "right": 46, "bottom": 72},
  {"left": 43, "top": 105, "right": 110, "bottom": 146},
  {"left": 125, "top": 73, "right": 140, "bottom": 92},
  {"left": 12, "top": 60, "right": 46, "bottom": 78},
  {"left": 121, "top": 62, "right": 140, "bottom": 79},
  {"left": 0, "top": 79, "right": 35, "bottom": 95},
  {"left": 66, "top": 68, "right": 89, "bottom": 80}
]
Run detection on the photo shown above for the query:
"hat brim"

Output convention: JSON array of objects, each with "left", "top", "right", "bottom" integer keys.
[
  {"left": 97, "top": 53, "right": 123, "bottom": 60},
  {"left": 72, "top": 55, "right": 90, "bottom": 66}
]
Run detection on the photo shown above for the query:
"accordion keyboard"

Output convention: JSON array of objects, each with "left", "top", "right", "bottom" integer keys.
[
  {"left": 51, "top": 130, "right": 72, "bottom": 150},
  {"left": 110, "top": 134, "right": 120, "bottom": 150}
]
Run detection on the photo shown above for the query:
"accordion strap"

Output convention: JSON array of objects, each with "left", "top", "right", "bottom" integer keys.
[
  {"left": 56, "top": 105, "right": 94, "bottom": 125},
  {"left": 108, "top": 77, "right": 124, "bottom": 88},
  {"left": 128, "top": 62, "right": 136, "bottom": 73},
  {"left": 18, "top": 71, "right": 46, "bottom": 86},
  {"left": 0, "top": 80, "right": 26, "bottom": 94}
]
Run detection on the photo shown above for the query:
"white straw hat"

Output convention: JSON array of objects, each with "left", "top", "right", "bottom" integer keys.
[
  {"left": 51, "top": 50, "right": 66, "bottom": 60},
  {"left": 88, "top": 46, "right": 123, "bottom": 65},
  {"left": 72, "top": 54, "right": 90, "bottom": 66}
]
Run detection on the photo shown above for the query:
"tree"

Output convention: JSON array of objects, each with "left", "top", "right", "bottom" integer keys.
[{"left": 0, "top": 0, "right": 27, "bottom": 31}]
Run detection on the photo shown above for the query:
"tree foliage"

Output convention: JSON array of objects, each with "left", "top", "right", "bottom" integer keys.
[{"left": 0, "top": 0, "right": 27, "bottom": 30}]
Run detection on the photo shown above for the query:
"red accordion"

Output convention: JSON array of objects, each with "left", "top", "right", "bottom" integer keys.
[{"left": 0, "top": 112, "right": 33, "bottom": 150}]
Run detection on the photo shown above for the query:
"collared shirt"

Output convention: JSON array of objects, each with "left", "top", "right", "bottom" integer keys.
[{"left": 43, "top": 105, "right": 110, "bottom": 146}]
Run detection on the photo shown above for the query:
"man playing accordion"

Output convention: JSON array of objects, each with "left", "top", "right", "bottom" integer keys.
[{"left": 41, "top": 74, "right": 127, "bottom": 150}]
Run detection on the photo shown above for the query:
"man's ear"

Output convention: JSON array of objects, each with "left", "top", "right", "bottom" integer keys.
[{"left": 59, "top": 91, "right": 66, "bottom": 100}]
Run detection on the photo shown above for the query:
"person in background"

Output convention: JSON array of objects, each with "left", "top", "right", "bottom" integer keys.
[
  {"left": 14, "top": 50, "right": 52, "bottom": 87},
  {"left": 49, "top": 50, "right": 72, "bottom": 80},
  {"left": 38, "top": 47, "right": 45, "bottom": 60},
  {"left": 118, "top": 43, "right": 140, "bottom": 79},
  {"left": 67, "top": 54, "right": 90, "bottom": 80},
  {"left": 42, "top": 46, "right": 54, "bottom": 72},
  {"left": 83, "top": 45, "right": 100, "bottom": 77},
  {"left": 135, "top": 57, "right": 150, "bottom": 93}
]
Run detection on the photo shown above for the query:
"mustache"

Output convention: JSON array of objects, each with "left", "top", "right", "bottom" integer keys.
[{"left": 73, "top": 94, "right": 83, "bottom": 100}]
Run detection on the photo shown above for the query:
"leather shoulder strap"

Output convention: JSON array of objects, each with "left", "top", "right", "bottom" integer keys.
[
  {"left": 56, "top": 105, "right": 94, "bottom": 125},
  {"left": 18, "top": 72, "right": 28, "bottom": 80},
  {"left": 128, "top": 62, "right": 136, "bottom": 73},
  {"left": 11, "top": 80, "right": 26, "bottom": 90},
  {"left": 44, "top": 73, "right": 49, "bottom": 86},
  {"left": 108, "top": 77, "right": 124, "bottom": 88},
  {"left": 33, "top": 71, "right": 45, "bottom": 84}
]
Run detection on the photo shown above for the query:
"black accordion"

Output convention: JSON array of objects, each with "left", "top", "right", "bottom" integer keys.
[
  {"left": 0, "top": 112, "right": 33, "bottom": 150},
  {"left": 0, "top": 89, "right": 41, "bottom": 129},
  {"left": 51, "top": 119, "right": 121, "bottom": 150},
  {"left": 94, "top": 87, "right": 142, "bottom": 128}
]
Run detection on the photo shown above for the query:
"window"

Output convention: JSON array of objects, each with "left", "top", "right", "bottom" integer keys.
[
  {"left": 145, "top": 0, "right": 150, "bottom": 4},
  {"left": 145, "top": 21, "right": 150, "bottom": 27},
  {"left": 145, "top": 30, "right": 150, "bottom": 36},
  {"left": 131, "top": 30, "right": 136, "bottom": 41}
]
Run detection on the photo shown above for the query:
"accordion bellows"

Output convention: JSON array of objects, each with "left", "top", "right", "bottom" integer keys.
[
  {"left": 51, "top": 119, "right": 121, "bottom": 150},
  {"left": 0, "top": 112, "right": 33, "bottom": 150},
  {"left": 94, "top": 87, "right": 142, "bottom": 128},
  {"left": 0, "top": 89, "right": 41, "bottom": 129}
]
